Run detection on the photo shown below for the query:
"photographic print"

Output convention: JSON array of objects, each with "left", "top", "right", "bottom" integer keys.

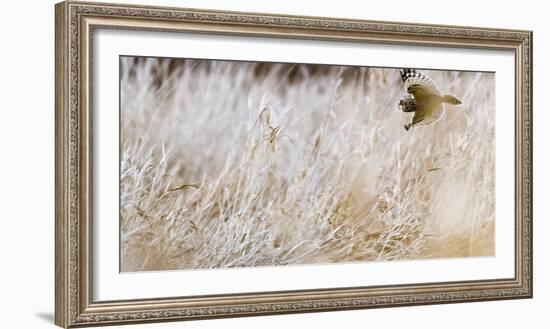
[{"left": 120, "top": 57, "right": 495, "bottom": 272}]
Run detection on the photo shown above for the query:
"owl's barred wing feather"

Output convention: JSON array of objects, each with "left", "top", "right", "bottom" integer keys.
[{"left": 400, "top": 68, "right": 441, "bottom": 95}]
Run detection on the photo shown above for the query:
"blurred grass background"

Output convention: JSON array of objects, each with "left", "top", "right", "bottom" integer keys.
[{"left": 120, "top": 57, "right": 495, "bottom": 272}]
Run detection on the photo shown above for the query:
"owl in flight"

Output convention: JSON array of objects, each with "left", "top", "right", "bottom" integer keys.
[{"left": 398, "top": 68, "right": 462, "bottom": 131}]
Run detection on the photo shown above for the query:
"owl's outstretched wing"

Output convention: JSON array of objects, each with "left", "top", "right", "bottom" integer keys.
[{"left": 411, "top": 103, "right": 444, "bottom": 126}]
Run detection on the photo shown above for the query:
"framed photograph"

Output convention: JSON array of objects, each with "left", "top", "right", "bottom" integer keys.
[{"left": 55, "top": 1, "right": 532, "bottom": 327}]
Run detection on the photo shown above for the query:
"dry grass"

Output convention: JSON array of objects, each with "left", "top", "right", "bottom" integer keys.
[{"left": 120, "top": 57, "right": 495, "bottom": 272}]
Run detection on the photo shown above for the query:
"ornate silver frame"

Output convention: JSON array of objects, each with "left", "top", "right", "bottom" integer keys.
[{"left": 55, "top": 1, "right": 532, "bottom": 327}]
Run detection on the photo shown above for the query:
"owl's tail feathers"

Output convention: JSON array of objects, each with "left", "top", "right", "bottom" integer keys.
[{"left": 442, "top": 94, "right": 462, "bottom": 105}]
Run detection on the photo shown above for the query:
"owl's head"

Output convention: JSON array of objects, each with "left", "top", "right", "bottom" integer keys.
[{"left": 398, "top": 94, "right": 414, "bottom": 111}]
